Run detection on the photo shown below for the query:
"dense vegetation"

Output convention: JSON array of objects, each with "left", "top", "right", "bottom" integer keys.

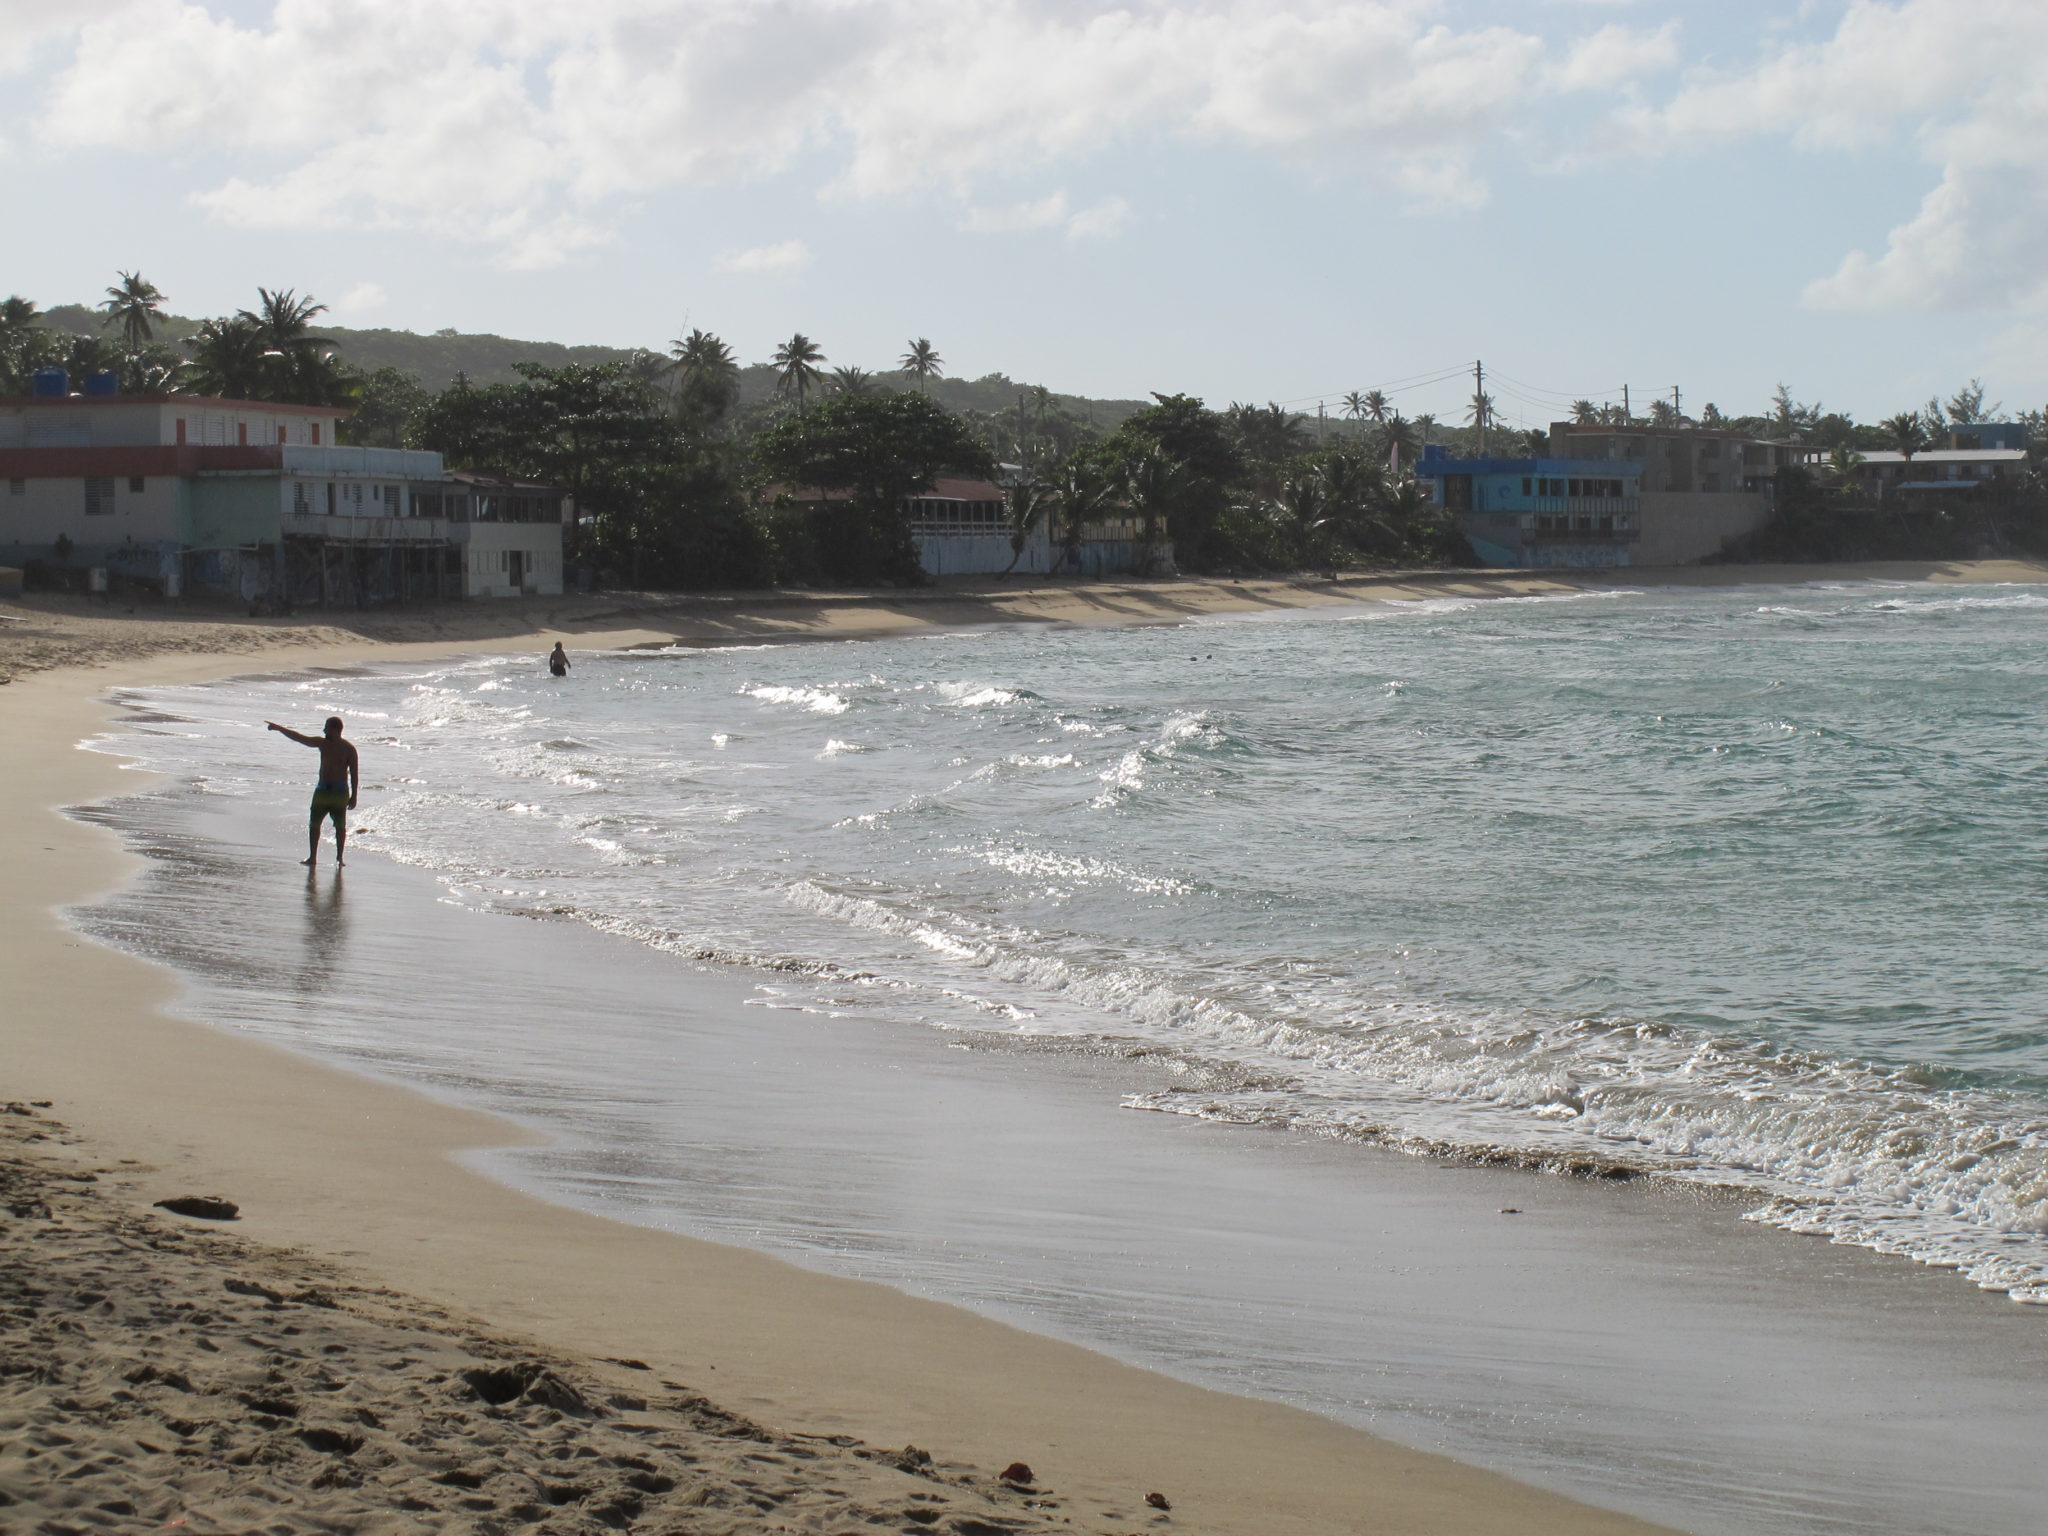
[{"left": 9, "top": 273, "right": 2048, "bottom": 583}]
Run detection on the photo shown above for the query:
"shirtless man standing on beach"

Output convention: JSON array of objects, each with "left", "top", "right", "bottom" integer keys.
[{"left": 267, "top": 716, "right": 359, "bottom": 866}]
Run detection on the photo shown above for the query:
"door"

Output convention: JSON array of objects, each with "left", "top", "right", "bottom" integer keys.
[{"left": 507, "top": 550, "right": 525, "bottom": 590}]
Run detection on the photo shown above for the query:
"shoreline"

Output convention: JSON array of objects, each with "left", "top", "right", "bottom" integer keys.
[
  {"left": 4, "top": 582, "right": 1686, "bottom": 1536},
  {"left": 10, "top": 555, "right": 2048, "bottom": 685},
  {"left": 9, "top": 559, "right": 2048, "bottom": 1532}
]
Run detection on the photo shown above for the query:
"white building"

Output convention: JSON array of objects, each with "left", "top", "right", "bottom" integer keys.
[{"left": 0, "top": 385, "right": 565, "bottom": 603}]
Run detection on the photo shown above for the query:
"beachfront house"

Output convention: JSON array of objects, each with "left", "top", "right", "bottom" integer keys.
[
  {"left": 0, "top": 370, "right": 566, "bottom": 604},
  {"left": 1804, "top": 425, "right": 2030, "bottom": 503},
  {"left": 1542, "top": 422, "right": 1785, "bottom": 564},
  {"left": 1414, "top": 446, "right": 1645, "bottom": 568},
  {"left": 768, "top": 474, "right": 1158, "bottom": 579}
]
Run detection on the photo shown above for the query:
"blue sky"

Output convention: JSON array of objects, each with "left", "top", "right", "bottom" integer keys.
[{"left": 4, "top": 0, "right": 2044, "bottom": 428}]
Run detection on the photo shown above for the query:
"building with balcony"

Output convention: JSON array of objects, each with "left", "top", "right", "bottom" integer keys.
[
  {"left": 1415, "top": 446, "right": 1644, "bottom": 567},
  {"left": 1531, "top": 423, "right": 1787, "bottom": 563},
  {"left": 0, "top": 378, "right": 564, "bottom": 602}
]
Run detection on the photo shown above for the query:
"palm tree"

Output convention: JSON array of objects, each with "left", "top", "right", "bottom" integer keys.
[
  {"left": 1881, "top": 411, "right": 1926, "bottom": 497},
  {"left": 1379, "top": 413, "right": 1417, "bottom": 475},
  {"left": 1647, "top": 398, "right": 1678, "bottom": 428},
  {"left": 1466, "top": 392, "right": 1495, "bottom": 453},
  {"left": 0, "top": 296, "right": 51, "bottom": 393},
  {"left": 1377, "top": 474, "right": 1432, "bottom": 551},
  {"left": 184, "top": 316, "right": 269, "bottom": 398},
  {"left": 239, "top": 287, "right": 330, "bottom": 353},
  {"left": 1001, "top": 478, "right": 1056, "bottom": 575},
  {"left": 670, "top": 327, "right": 740, "bottom": 427},
  {"left": 900, "top": 337, "right": 943, "bottom": 391},
  {"left": 1315, "top": 451, "right": 1385, "bottom": 553},
  {"left": 772, "top": 332, "right": 826, "bottom": 411},
  {"left": 1824, "top": 443, "right": 1865, "bottom": 483},
  {"left": 831, "top": 365, "right": 878, "bottom": 396},
  {"left": 1341, "top": 391, "right": 1369, "bottom": 424},
  {"left": 1052, "top": 458, "right": 1113, "bottom": 574},
  {"left": 99, "top": 271, "right": 168, "bottom": 347},
  {"left": 1571, "top": 399, "right": 1600, "bottom": 426},
  {"left": 1362, "top": 389, "right": 1390, "bottom": 423},
  {"left": 236, "top": 287, "right": 341, "bottom": 404},
  {"left": 1277, "top": 470, "right": 1329, "bottom": 570},
  {"left": 1413, "top": 412, "right": 1439, "bottom": 445},
  {"left": 1125, "top": 446, "right": 1187, "bottom": 575}
]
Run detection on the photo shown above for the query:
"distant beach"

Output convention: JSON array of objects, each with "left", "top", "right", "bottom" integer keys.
[{"left": 10, "top": 560, "right": 2048, "bottom": 1534}]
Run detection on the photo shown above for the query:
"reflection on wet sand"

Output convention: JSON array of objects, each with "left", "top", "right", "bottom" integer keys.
[{"left": 297, "top": 865, "right": 348, "bottom": 995}]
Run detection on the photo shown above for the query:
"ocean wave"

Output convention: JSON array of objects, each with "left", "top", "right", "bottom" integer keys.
[{"left": 740, "top": 683, "right": 850, "bottom": 714}]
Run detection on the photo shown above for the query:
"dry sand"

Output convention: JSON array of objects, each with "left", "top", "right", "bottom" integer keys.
[{"left": 7, "top": 560, "right": 2043, "bottom": 1534}]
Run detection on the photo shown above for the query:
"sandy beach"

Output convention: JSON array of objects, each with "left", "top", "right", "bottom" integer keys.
[{"left": 8, "top": 558, "right": 2048, "bottom": 1535}]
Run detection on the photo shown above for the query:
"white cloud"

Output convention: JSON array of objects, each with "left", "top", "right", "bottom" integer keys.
[
  {"left": 1064, "top": 195, "right": 1132, "bottom": 243},
  {"left": 1555, "top": 22, "right": 1678, "bottom": 91},
  {"left": 336, "top": 281, "right": 387, "bottom": 314},
  {"left": 0, "top": 7, "right": 95, "bottom": 75},
  {"left": 961, "top": 190, "right": 1131, "bottom": 242},
  {"left": 28, "top": 1, "right": 1678, "bottom": 264},
  {"left": 1620, "top": 0, "right": 2048, "bottom": 312},
  {"left": 962, "top": 193, "right": 1073, "bottom": 235},
  {"left": 716, "top": 239, "right": 812, "bottom": 275}
]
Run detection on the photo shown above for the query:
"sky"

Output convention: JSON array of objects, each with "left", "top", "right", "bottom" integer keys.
[{"left": 4, "top": 0, "right": 2045, "bottom": 431}]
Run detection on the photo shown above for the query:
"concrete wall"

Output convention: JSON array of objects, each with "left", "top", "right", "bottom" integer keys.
[
  {"left": 915, "top": 525, "right": 1050, "bottom": 577},
  {"left": 1636, "top": 492, "right": 1771, "bottom": 566},
  {"left": 462, "top": 521, "right": 563, "bottom": 597},
  {"left": 0, "top": 471, "right": 181, "bottom": 555},
  {"left": 185, "top": 474, "right": 288, "bottom": 551}
]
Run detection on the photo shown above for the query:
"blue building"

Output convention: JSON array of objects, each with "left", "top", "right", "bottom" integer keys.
[
  {"left": 1414, "top": 445, "right": 1644, "bottom": 567},
  {"left": 1948, "top": 422, "right": 2028, "bottom": 451}
]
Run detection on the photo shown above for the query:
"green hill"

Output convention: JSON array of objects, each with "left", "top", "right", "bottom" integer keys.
[{"left": 36, "top": 302, "right": 1149, "bottom": 428}]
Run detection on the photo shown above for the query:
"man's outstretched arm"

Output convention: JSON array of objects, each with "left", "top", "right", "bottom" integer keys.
[
  {"left": 266, "top": 721, "right": 318, "bottom": 746},
  {"left": 346, "top": 744, "right": 360, "bottom": 808}
]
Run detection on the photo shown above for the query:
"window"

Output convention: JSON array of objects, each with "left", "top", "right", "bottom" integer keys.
[
  {"left": 8, "top": 478, "right": 25, "bottom": 495},
  {"left": 174, "top": 418, "right": 187, "bottom": 446},
  {"left": 127, "top": 476, "right": 145, "bottom": 493},
  {"left": 237, "top": 422, "right": 248, "bottom": 446},
  {"left": 310, "top": 422, "right": 322, "bottom": 445},
  {"left": 326, "top": 483, "right": 336, "bottom": 516},
  {"left": 277, "top": 425, "right": 287, "bottom": 445},
  {"left": 1521, "top": 477, "right": 1533, "bottom": 495},
  {"left": 382, "top": 485, "right": 401, "bottom": 514},
  {"left": 294, "top": 482, "right": 312, "bottom": 516},
  {"left": 84, "top": 478, "right": 115, "bottom": 516}
]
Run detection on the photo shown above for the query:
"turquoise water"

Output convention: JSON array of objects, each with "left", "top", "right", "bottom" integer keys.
[{"left": 96, "top": 581, "right": 2048, "bottom": 1300}]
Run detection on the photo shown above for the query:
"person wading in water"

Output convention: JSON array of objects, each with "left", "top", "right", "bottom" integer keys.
[
  {"left": 548, "top": 641, "right": 571, "bottom": 678},
  {"left": 268, "top": 716, "right": 359, "bottom": 866}
]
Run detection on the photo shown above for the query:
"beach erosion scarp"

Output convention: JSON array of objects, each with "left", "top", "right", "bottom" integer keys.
[{"left": 0, "top": 574, "right": 1703, "bottom": 1536}]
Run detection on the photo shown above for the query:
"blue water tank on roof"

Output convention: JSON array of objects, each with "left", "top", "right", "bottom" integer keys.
[
  {"left": 82, "top": 370, "right": 119, "bottom": 396},
  {"left": 30, "top": 366, "right": 69, "bottom": 398}
]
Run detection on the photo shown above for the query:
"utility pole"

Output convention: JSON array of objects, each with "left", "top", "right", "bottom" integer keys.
[
  {"left": 1672, "top": 385, "right": 1682, "bottom": 421},
  {"left": 1474, "top": 358, "right": 1487, "bottom": 456},
  {"left": 1622, "top": 384, "right": 1630, "bottom": 423},
  {"left": 1318, "top": 401, "right": 1326, "bottom": 443}
]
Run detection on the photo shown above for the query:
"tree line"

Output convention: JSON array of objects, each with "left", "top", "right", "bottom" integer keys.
[
  {"left": 1, "top": 274, "right": 1481, "bottom": 588},
  {"left": 21, "top": 272, "right": 2045, "bottom": 583}
]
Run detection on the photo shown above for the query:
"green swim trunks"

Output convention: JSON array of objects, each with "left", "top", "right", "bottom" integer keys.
[{"left": 310, "top": 781, "right": 350, "bottom": 826}]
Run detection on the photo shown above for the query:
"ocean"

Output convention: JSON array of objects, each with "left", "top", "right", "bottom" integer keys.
[{"left": 72, "top": 580, "right": 2048, "bottom": 1535}]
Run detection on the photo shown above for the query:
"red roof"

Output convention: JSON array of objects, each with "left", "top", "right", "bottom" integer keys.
[
  {"left": 0, "top": 445, "right": 287, "bottom": 477},
  {"left": 917, "top": 477, "right": 1003, "bottom": 500},
  {"left": 0, "top": 393, "right": 346, "bottom": 416}
]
